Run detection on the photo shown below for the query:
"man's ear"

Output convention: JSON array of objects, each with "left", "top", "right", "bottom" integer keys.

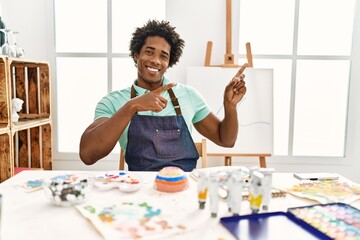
[{"left": 134, "top": 53, "right": 139, "bottom": 61}]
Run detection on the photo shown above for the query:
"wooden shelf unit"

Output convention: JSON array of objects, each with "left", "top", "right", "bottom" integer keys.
[
  {"left": 0, "top": 130, "right": 12, "bottom": 181},
  {"left": 0, "top": 56, "right": 52, "bottom": 182}
]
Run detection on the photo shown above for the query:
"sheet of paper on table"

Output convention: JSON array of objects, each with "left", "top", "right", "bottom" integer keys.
[
  {"left": 76, "top": 200, "right": 208, "bottom": 240},
  {"left": 284, "top": 178, "right": 360, "bottom": 204}
]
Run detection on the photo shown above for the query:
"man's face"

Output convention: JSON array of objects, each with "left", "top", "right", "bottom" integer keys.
[{"left": 134, "top": 36, "right": 171, "bottom": 89}]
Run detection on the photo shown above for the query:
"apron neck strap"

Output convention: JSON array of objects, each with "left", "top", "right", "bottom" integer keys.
[
  {"left": 167, "top": 88, "right": 182, "bottom": 115},
  {"left": 130, "top": 85, "right": 182, "bottom": 115},
  {"left": 131, "top": 85, "right": 136, "bottom": 98}
]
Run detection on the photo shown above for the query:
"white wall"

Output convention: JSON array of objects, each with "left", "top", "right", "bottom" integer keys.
[
  {"left": 2, "top": 0, "right": 360, "bottom": 182},
  {"left": 165, "top": 0, "right": 241, "bottom": 82},
  {"left": 1, "top": 0, "right": 53, "bottom": 61}
]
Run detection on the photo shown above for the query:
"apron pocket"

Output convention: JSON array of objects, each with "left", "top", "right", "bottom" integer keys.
[{"left": 156, "top": 129, "right": 181, "bottom": 158}]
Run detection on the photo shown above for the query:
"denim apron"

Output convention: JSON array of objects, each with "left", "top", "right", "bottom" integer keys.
[{"left": 125, "top": 85, "right": 199, "bottom": 171}]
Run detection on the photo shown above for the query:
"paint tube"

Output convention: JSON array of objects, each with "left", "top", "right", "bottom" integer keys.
[
  {"left": 249, "top": 166, "right": 260, "bottom": 179},
  {"left": 208, "top": 172, "right": 219, "bottom": 218},
  {"left": 259, "top": 168, "right": 275, "bottom": 211},
  {"left": 226, "top": 172, "right": 234, "bottom": 212},
  {"left": 249, "top": 170, "right": 264, "bottom": 214},
  {"left": 247, "top": 166, "right": 260, "bottom": 188},
  {"left": 228, "top": 171, "right": 243, "bottom": 215},
  {"left": 197, "top": 170, "right": 208, "bottom": 209}
]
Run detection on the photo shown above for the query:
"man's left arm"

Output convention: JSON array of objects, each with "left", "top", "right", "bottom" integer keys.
[{"left": 194, "top": 64, "right": 247, "bottom": 147}]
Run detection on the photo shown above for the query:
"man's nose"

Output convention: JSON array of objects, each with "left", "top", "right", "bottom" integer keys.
[{"left": 150, "top": 55, "right": 161, "bottom": 65}]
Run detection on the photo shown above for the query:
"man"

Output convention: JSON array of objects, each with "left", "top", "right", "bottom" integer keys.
[{"left": 79, "top": 19, "right": 247, "bottom": 171}]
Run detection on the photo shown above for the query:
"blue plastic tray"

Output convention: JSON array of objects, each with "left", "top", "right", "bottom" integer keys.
[{"left": 220, "top": 211, "right": 332, "bottom": 240}]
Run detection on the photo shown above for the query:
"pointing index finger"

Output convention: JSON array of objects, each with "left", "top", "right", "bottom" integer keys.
[
  {"left": 153, "top": 83, "right": 176, "bottom": 94},
  {"left": 234, "top": 63, "right": 248, "bottom": 78}
]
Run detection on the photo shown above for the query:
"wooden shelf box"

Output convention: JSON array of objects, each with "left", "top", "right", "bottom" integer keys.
[
  {"left": 0, "top": 57, "right": 52, "bottom": 182},
  {"left": 0, "top": 131, "right": 13, "bottom": 182},
  {"left": 0, "top": 57, "right": 10, "bottom": 129}
]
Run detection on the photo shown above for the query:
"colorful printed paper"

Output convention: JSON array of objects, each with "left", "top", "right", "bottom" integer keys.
[{"left": 286, "top": 180, "right": 360, "bottom": 204}]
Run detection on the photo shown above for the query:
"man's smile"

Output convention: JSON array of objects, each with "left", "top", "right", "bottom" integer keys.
[{"left": 146, "top": 66, "right": 160, "bottom": 72}]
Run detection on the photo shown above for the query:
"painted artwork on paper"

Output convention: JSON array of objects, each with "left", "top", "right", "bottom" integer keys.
[
  {"left": 76, "top": 201, "right": 189, "bottom": 240},
  {"left": 17, "top": 179, "right": 44, "bottom": 192}
]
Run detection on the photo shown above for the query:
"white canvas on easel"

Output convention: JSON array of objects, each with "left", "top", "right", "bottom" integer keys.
[{"left": 186, "top": 67, "right": 273, "bottom": 155}]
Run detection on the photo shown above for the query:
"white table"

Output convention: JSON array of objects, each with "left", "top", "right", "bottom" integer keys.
[{"left": 0, "top": 170, "right": 358, "bottom": 240}]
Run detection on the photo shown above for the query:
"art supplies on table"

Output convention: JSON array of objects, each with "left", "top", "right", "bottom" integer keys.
[
  {"left": 249, "top": 170, "right": 264, "bottom": 214},
  {"left": 195, "top": 166, "right": 284, "bottom": 216},
  {"left": 196, "top": 166, "right": 248, "bottom": 217},
  {"left": 241, "top": 189, "right": 286, "bottom": 201},
  {"left": 154, "top": 166, "right": 189, "bottom": 193},
  {"left": 259, "top": 168, "right": 275, "bottom": 210},
  {"left": 197, "top": 170, "right": 208, "bottom": 209},
  {"left": 190, "top": 166, "right": 250, "bottom": 182},
  {"left": 192, "top": 166, "right": 250, "bottom": 200},
  {"left": 227, "top": 171, "right": 243, "bottom": 215},
  {"left": 208, "top": 172, "right": 220, "bottom": 217},
  {"left": 221, "top": 202, "right": 360, "bottom": 240},
  {"left": 43, "top": 173, "right": 94, "bottom": 207}
]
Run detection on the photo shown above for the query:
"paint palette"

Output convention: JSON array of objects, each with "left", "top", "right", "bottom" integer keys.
[
  {"left": 95, "top": 171, "right": 143, "bottom": 192},
  {"left": 221, "top": 203, "right": 360, "bottom": 240},
  {"left": 288, "top": 203, "right": 360, "bottom": 240}
]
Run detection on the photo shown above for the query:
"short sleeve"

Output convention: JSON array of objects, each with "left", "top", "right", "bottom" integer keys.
[
  {"left": 186, "top": 86, "right": 211, "bottom": 124},
  {"left": 94, "top": 88, "right": 131, "bottom": 120}
]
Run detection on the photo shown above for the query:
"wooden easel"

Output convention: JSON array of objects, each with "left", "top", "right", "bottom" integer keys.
[
  {"left": 205, "top": 0, "right": 253, "bottom": 68},
  {"left": 204, "top": 0, "right": 271, "bottom": 168},
  {"left": 207, "top": 153, "right": 271, "bottom": 168}
]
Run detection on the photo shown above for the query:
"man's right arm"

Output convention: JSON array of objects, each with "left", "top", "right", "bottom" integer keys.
[{"left": 79, "top": 101, "right": 137, "bottom": 165}]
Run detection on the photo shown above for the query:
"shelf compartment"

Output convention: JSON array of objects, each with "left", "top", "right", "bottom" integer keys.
[
  {"left": 12, "top": 118, "right": 52, "bottom": 132},
  {"left": 0, "top": 131, "right": 14, "bottom": 182},
  {"left": 0, "top": 126, "right": 10, "bottom": 135},
  {"left": 0, "top": 57, "right": 10, "bottom": 128},
  {"left": 14, "top": 123, "right": 52, "bottom": 171},
  {"left": 10, "top": 59, "right": 51, "bottom": 121}
]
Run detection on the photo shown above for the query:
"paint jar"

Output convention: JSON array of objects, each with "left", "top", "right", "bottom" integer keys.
[
  {"left": 154, "top": 166, "right": 189, "bottom": 193},
  {"left": 249, "top": 170, "right": 264, "bottom": 214},
  {"left": 197, "top": 170, "right": 208, "bottom": 209},
  {"left": 43, "top": 173, "right": 94, "bottom": 207}
]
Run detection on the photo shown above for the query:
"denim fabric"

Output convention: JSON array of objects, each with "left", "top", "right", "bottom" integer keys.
[{"left": 125, "top": 114, "right": 199, "bottom": 172}]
